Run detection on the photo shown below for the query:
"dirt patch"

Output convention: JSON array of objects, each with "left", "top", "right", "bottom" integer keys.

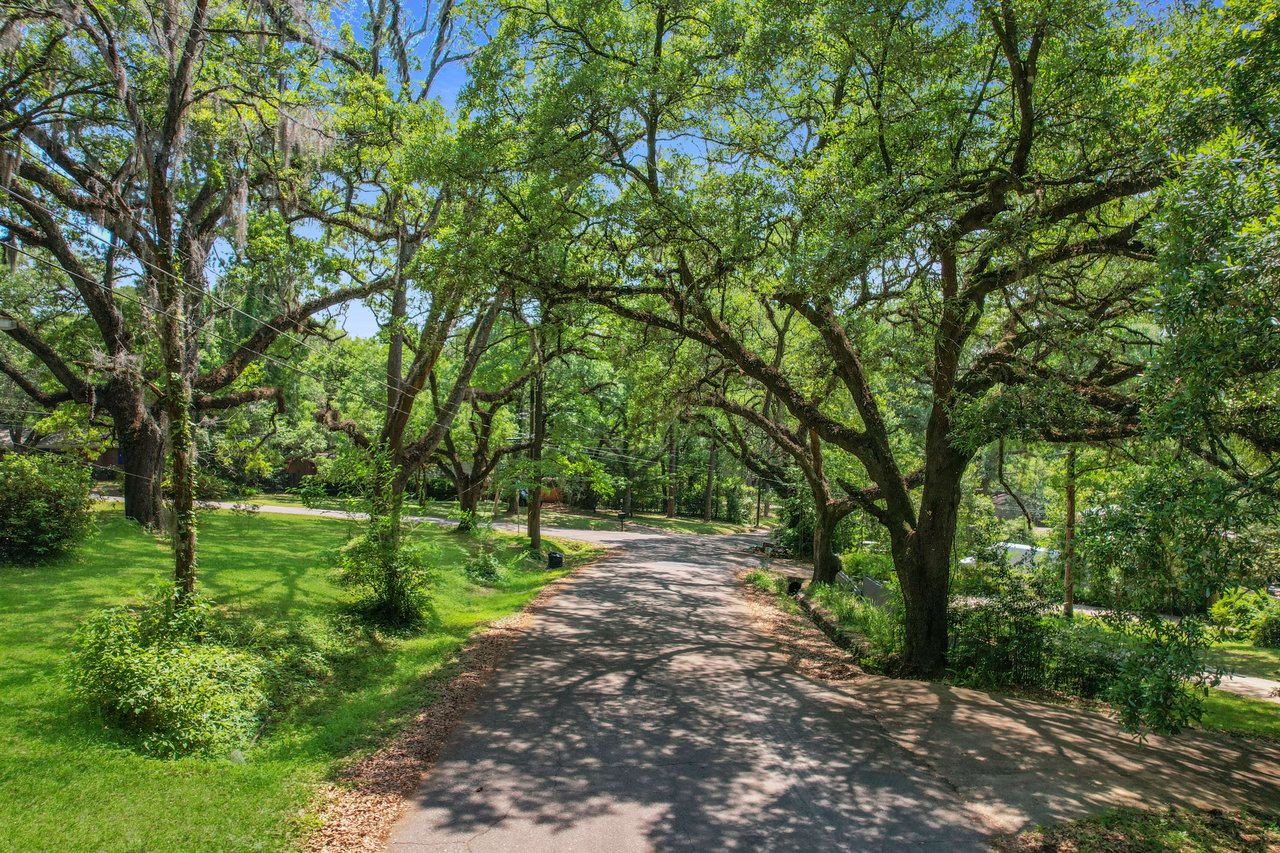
[
  {"left": 302, "top": 550, "right": 616, "bottom": 852},
  {"left": 736, "top": 568, "right": 864, "bottom": 682}
]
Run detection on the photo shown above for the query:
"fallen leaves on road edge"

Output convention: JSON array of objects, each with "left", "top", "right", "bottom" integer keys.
[{"left": 735, "top": 567, "right": 865, "bottom": 682}]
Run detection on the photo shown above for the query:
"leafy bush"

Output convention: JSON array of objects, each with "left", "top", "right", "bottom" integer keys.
[
  {"left": 69, "top": 588, "right": 267, "bottom": 756},
  {"left": 948, "top": 574, "right": 1049, "bottom": 690},
  {"left": 206, "top": 615, "right": 340, "bottom": 710},
  {"left": 1105, "top": 617, "right": 1217, "bottom": 736},
  {"left": 1042, "top": 618, "right": 1129, "bottom": 699},
  {"left": 947, "top": 564, "right": 1133, "bottom": 700},
  {"left": 842, "top": 550, "right": 895, "bottom": 584},
  {"left": 1210, "top": 588, "right": 1275, "bottom": 630},
  {"left": 1209, "top": 588, "right": 1280, "bottom": 647},
  {"left": 464, "top": 551, "right": 504, "bottom": 585},
  {"left": 723, "top": 483, "right": 746, "bottom": 524},
  {"left": 0, "top": 452, "right": 93, "bottom": 562},
  {"left": 1252, "top": 609, "right": 1280, "bottom": 648},
  {"left": 334, "top": 531, "right": 436, "bottom": 625}
]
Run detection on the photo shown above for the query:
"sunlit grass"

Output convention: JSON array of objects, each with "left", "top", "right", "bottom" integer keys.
[
  {"left": 0, "top": 505, "right": 602, "bottom": 852},
  {"left": 1200, "top": 690, "right": 1280, "bottom": 742},
  {"left": 247, "top": 492, "right": 763, "bottom": 535},
  {"left": 1205, "top": 641, "right": 1280, "bottom": 681}
]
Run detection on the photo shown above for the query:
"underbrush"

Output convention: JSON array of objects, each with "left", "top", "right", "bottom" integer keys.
[
  {"left": 70, "top": 586, "right": 269, "bottom": 757},
  {"left": 1212, "top": 588, "right": 1280, "bottom": 648},
  {"left": 754, "top": 564, "right": 1224, "bottom": 735},
  {"left": 745, "top": 567, "right": 789, "bottom": 595},
  {"left": 809, "top": 582, "right": 903, "bottom": 670}
]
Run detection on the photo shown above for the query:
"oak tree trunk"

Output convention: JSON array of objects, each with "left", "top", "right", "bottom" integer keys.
[
  {"left": 812, "top": 507, "right": 842, "bottom": 584},
  {"left": 117, "top": 414, "right": 167, "bottom": 529},
  {"left": 457, "top": 477, "right": 483, "bottom": 532},
  {"left": 895, "top": 458, "right": 966, "bottom": 675}
]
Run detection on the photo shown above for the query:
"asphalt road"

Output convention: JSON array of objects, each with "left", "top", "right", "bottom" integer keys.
[{"left": 385, "top": 529, "right": 988, "bottom": 851}]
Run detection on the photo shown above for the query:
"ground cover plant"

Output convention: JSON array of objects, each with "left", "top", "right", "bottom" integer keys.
[
  {"left": 998, "top": 806, "right": 1280, "bottom": 853},
  {"left": 0, "top": 506, "right": 601, "bottom": 852}
]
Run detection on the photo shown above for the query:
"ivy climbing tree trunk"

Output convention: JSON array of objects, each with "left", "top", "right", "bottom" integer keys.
[{"left": 155, "top": 255, "right": 198, "bottom": 598}]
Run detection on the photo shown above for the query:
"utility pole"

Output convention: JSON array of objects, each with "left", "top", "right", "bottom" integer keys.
[
  {"left": 703, "top": 438, "right": 717, "bottom": 522},
  {"left": 1064, "top": 445, "right": 1077, "bottom": 619},
  {"left": 528, "top": 370, "right": 544, "bottom": 552}
]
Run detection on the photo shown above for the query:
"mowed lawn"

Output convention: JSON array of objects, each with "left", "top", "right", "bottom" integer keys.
[
  {"left": 0, "top": 506, "right": 602, "bottom": 852},
  {"left": 248, "top": 493, "right": 763, "bottom": 536}
]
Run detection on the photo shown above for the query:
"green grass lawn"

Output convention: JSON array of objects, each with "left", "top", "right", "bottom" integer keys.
[
  {"left": 0, "top": 505, "right": 602, "bottom": 852},
  {"left": 247, "top": 492, "right": 762, "bottom": 535},
  {"left": 1206, "top": 641, "right": 1280, "bottom": 681},
  {"left": 1200, "top": 690, "right": 1280, "bottom": 742}
]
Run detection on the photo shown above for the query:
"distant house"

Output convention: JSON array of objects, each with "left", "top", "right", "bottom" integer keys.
[{"left": 281, "top": 456, "right": 319, "bottom": 487}]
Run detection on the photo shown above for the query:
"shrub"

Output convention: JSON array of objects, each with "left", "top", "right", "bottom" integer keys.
[
  {"left": 334, "top": 531, "right": 436, "bottom": 625},
  {"left": 69, "top": 588, "right": 267, "bottom": 756},
  {"left": 1105, "top": 617, "right": 1217, "bottom": 735},
  {"left": 948, "top": 569, "right": 1048, "bottom": 689},
  {"left": 206, "top": 614, "right": 341, "bottom": 710},
  {"left": 1042, "top": 618, "right": 1129, "bottom": 699},
  {"left": 0, "top": 452, "right": 93, "bottom": 562},
  {"left": 1252, "top": 609, "right": 1280, "bottom": 648},
  {"left": 464, "top": 551, "right": 503, "bottom": 585},
  {"left": 842, "top": 550, "right": 895, "bottom": 584},
  {"left": 1210, "top": 588, "right": 1275, "bottom": 631}
]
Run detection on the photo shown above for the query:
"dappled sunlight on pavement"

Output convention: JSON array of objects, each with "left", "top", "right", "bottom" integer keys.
[
  {"left": 837, "top": 674, "right": 1280, "bottom": 834},
  {"left": 386, "top": 532, "right": 986, "bottom": 851}
]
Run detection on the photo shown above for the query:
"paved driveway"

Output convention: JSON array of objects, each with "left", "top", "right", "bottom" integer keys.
[{"left": 386, "top": 530, "right": 987, "bottom": 851}]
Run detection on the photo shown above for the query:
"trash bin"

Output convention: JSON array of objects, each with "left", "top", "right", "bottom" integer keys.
[{"left": 547, "top": 551, "right": 564, "bottom": 569}]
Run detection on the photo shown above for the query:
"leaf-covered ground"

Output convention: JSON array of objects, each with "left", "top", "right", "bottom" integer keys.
[{"left": 997, "top": 807, "right": 1280, "bottom": 852}]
